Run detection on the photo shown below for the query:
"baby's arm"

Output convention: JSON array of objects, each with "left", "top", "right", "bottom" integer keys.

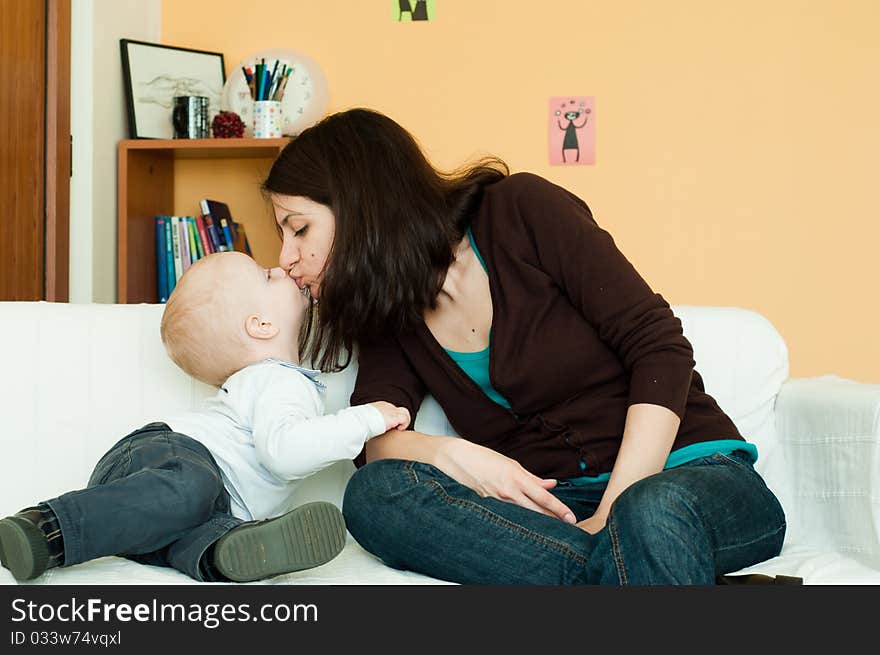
[
  {"left": 367, "top": 401, "right": 411, "bottom": 431},
  {"left": 249, "top": 368, "right": 409, "bottom": 481}
]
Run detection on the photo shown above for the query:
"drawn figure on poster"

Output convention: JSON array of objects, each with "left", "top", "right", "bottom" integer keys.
[
  {"left": 138, "top": 75, "right": 219, "bottom": 111},
  {"left": 556, "top": 100, "right": 591, "bottom": 163},
  {"left": 398, "top": 0, "right": 430, "bottom": 21},
  {"left": 397, "top": 0, "right": 414, "bottom": 20},
  {"left": 412, "top": 0, "right": 429, "bottom": 20}
]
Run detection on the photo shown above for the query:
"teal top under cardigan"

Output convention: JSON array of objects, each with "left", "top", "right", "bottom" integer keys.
[{"left": 443, "top": 227, "right": 758, "bottom": 482}]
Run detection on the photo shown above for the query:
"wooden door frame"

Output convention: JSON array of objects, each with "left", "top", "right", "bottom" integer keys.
[{"left": 44, "top": 0, "right": 71, "bottom": 302}]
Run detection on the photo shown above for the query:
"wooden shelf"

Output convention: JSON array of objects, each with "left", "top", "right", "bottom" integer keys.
[
  {"left": 117, "top": 138, "right": 289, "bottom": 303},
  {"left": 121, "top": 137, "right": 289, "bottom": 159}
]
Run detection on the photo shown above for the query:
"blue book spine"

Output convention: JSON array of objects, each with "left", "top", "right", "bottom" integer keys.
[
  {"left": 164, "top": 216, "right": 176, "bottom": 296},
  {"left": 219, "top": 218, "right": 235, "bottom": 251},
  {"left": 155, "top": 216, "right": 168, "bottom": 303}
]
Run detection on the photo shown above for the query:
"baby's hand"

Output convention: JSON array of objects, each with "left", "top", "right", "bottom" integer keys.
[{"left": 368, "top": 401, "right": 411, "bottom": 431}]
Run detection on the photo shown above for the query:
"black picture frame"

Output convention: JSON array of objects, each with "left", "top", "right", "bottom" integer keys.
[{"left": 120, "top": 39, "right": 226, "bottom": 139}]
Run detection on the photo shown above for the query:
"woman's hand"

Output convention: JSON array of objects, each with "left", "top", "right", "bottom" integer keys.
[{"left": 435, "top": 438, "right": 577, "bottom": 524}]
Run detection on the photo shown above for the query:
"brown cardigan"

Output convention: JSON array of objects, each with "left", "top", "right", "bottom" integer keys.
[{"left": 351, "top": 172, "right": 744, "bottom": 479}]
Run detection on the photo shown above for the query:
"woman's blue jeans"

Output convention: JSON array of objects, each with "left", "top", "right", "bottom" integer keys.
[
  {"left": 43, "top": 422, "right": 242, "bottom": 581},
  {"left": 342, "top": 449, "right": 786, "bottom": 584}
]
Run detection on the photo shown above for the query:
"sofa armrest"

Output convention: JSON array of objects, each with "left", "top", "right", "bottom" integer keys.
[{"left": 775, "top": 375, "right": 880, "bottom": 563}]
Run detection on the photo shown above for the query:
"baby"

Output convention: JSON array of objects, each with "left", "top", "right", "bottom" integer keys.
[{"left": 0, "top": 251, "right": 409, "bottom": 582}]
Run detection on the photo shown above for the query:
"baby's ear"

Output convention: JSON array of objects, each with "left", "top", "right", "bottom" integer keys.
[{"left": 244, "top": 314, "right": 279, "bottom": 340}]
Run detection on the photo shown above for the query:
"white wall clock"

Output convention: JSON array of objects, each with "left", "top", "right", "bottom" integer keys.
[{"left": 220, "top": 48, "right": 329, "bottom": 137}]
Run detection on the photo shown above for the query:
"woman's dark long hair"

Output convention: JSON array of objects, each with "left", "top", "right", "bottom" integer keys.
[{"left": 263, "top": 108, "right": 508, "bottom": 372}]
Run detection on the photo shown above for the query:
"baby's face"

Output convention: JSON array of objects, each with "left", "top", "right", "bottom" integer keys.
[{"left": 224, "top": 252, "right": 310, "bottom": 338}]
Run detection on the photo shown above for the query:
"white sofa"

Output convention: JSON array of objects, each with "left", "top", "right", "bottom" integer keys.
[{"left": 1, "top": 301, "right": 879, "bottom": 585}]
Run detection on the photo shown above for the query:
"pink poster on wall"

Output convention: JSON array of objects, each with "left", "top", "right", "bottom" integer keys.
[{"left": 549, "top": 97, "right": 595, "bottom": 165}]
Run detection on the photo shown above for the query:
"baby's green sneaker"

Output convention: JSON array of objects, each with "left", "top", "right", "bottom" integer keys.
[
  {"left": 212, "top": 501, "right": 346, "bottom": 582},
  {"left": 0, "top": 511, "right": 51, "bottom": 581}
]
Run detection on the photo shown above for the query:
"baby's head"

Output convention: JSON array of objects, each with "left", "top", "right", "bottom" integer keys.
[{"left": 160, "top": 251, "right": 310, "bottom": 386}]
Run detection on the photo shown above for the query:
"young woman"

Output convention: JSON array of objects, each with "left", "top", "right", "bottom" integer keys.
[{"left": 262, "top": 108, "right": 787, "bottom": 584}]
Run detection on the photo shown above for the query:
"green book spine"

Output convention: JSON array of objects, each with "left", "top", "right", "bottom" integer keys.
[
  {"left": 190, "top": 217, "right": 205, "bottom": 259},
  {"left": 187, "top": 217, "right": 200, "bottom": 261}
]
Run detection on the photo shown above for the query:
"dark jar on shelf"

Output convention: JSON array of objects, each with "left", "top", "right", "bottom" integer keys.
[{"left": 172, "top": 96, "right": 209, "bottom": 139}]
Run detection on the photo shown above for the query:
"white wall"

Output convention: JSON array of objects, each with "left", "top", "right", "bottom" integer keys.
[{"left": 69, "top": 0, "right": 161, "bottom": 303}]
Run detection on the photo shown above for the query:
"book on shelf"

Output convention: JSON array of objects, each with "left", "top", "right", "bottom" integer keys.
[
  {"left": 155, "top": 216, "right": 169, "bottom": 303},
  {"left": 232, "top": 222, "right": 253, "bottom": 256},
  {"left": 169, "top": 216, "right": 183, "bottom": 283},
  {"left": 164, "top": 217, "right": 175, "bottom": 297},
  {"left": 179, "top": 216, "right": 191, "bottom": 270},
  {"left": 194, "top": 215, "right": 213, "bottom": 255},
  {"left": 187, "top": 217, "right": 202, "bottom": 262},
  {"left": 198, "top": 212, "right": 217, "bottom": 252},
  {"left": 200, "top": 200, "right": 229, "bottom": 252},
  {"left": 200, "top": 199, "right": 253, "bottom": 255},
  {"left": 200, "top": 199, "right": 236, "bottom": 252},
  {"left": 155, "top": 202, "right": 255, "bottom": 302}
]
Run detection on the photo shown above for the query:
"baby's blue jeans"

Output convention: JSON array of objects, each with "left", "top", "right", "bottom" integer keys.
[{"left": 44, "top": 422, "right": 241, "bottom": 581}]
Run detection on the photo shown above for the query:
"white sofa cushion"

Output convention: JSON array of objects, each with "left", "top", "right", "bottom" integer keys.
[{"left": 1, "top": 302, "right": 788, "bottom": 503}]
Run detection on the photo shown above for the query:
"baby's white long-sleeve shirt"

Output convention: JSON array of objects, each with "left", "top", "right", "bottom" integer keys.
[{"left": 162, "top": 359, "right": 386, "bottom": 521}]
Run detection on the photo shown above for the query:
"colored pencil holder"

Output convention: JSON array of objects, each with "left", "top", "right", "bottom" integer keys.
[{"left": 253, "top": 100, "right": 282, "bottom": 138}]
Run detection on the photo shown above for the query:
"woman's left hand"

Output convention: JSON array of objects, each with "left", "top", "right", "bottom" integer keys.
[{"left": 575, "top": 511, "right": 608, "bottom": 535}]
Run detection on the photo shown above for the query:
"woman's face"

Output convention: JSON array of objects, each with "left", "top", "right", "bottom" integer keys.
[{"left": 272, "top": 194, "right": 336, "bottom": 300}]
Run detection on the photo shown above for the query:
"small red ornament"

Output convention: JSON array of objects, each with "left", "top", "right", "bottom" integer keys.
[{"left": 211, "top": 111, "right": 246, "bottom": 138}]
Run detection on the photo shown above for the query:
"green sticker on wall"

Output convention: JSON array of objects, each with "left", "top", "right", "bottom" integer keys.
[{"left": 394, "top": 0, "right": 435, "bottom": 21}]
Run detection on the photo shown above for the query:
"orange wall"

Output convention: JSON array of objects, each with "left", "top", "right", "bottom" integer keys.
[{"left": 162, "top": 0, "right": 879, "bottom": 383}]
